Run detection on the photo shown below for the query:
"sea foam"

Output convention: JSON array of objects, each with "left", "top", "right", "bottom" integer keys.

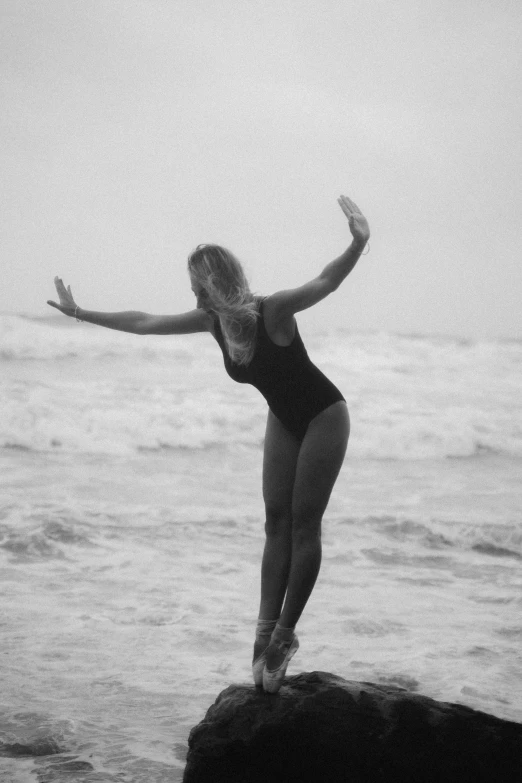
[{"left": 2, "top": 314, "right": 521, "bottom": 459}]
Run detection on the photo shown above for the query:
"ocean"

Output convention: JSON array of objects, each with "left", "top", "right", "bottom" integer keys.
[{"left": 1, "top": 313, "right": 521, "bottom": 782}]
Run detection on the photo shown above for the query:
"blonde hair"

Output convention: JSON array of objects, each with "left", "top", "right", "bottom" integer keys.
[{"left": 187, "top": 244, "right": 259, "bottom": 366}]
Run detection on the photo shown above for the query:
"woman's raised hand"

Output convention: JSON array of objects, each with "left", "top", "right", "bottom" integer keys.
[
  {"left": 47, "top": 277, "right": 77, "bottom": 317},
  {"left": 337, "top": 195, "right": 370, "bottom": 248}
]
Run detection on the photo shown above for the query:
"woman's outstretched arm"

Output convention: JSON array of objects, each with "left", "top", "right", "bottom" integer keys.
[
  {"left": 47, "top": 277, "right": 211, "bottom": 334},
  {"left": 266, "top": 195, "right": 370, "bottom": 318}
]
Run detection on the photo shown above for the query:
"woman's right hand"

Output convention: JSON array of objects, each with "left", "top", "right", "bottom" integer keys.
[
  {"left": 47, "top": 277, "right": 77, "bottom": 317},
  {"left": 337, "top": 195, "right": 370, "bottom": 248}
]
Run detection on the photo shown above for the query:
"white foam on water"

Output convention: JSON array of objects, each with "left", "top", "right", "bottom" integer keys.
[{"left": 2, "top": 315, "right": 522, "bottom": 459}]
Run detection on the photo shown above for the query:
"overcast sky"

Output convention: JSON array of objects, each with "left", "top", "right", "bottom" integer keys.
[{"left": 1, "top": 0, "right": 520, "bottom": 338}]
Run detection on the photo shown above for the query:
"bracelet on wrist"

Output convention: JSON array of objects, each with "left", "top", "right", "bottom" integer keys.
[{"left": 74, "top": 306, "right": 82, "bottom": 323}]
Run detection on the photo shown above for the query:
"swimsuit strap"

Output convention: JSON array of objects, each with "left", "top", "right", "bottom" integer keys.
[{"left": 257, "top": 296, "right": 268, "bottom": 333}]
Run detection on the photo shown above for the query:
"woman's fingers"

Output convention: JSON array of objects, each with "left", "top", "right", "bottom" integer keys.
[
  {"left": 338, "top": 195, "right": 366, "bottom": 230},
  {"left": 337, "top": 197, "right": 352, "bottom": 218},
  {"left": 338, "top": 196, "right": 353, "bottom": 216},
  {"left": 339, "top": 195, "right": 361, "bottom": 214},
  {"left": 53, "top": 277, "right": 75, "bottom": 305},
  {"left": 54, "top": 277, "right": 66, "bottom": 297}
]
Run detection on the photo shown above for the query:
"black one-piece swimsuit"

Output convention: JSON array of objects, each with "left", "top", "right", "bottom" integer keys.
[{"left": 212, "top": 299, "right": 345, "bottom": 441}]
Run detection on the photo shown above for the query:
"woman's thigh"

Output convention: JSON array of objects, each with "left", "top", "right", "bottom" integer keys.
[
  {"left": 292, "top": 402, "right": 350, "bottom": 526},
  {"left": 262, "top": 410, "right": 301, "bottom": 522}
]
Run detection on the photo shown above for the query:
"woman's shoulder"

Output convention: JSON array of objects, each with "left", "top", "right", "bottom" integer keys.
[
  {"left": 257, "top": 293, "right": 297, "bottom": 346},
  {"left": 258, "top": 293, "right": 287, "bottom": 320}
]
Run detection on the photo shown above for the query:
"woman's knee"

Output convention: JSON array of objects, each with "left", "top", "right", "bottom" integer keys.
[
  {"left": 264, "top": 505, "right": 293, "bottom": 537},
  {"left": 291, "top": 511, "right": 323, "bottom": 542}
]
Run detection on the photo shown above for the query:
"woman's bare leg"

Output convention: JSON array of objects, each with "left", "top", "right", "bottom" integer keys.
[
  {"left": 253, "top": 411, "right": 300, "bottom": 667},
  {"left": 266, "top": 402, "right": 349, "bottom": 666},
  {"left": 258, "top": 411, "right": 301, "bottom": 622}
]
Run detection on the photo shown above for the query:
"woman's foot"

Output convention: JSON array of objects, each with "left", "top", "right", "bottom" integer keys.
[
  {"left": 252, "top": 619, "right": 278, "bottom": 687},
  {"left": 252, "top": 638, "right": 270, "bottom": 686},
  {"left": 262, "top": 634, "right": 299, "bottom": 693}
]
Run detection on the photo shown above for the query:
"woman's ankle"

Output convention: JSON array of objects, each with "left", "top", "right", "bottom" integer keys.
[
  {"left": 255, "top": 617, "right": 278, "bottom": 641},
  {"left": 271, "top": 622, "right": 295, "bottom": 643}
]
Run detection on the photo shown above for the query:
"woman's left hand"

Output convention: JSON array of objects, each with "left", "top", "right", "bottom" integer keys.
[
  {"left": 47, "top": 277, "right": 77, "bottom": 317},
  {"left": 337, "top": 195, "right": 370, "bottom": 247}
]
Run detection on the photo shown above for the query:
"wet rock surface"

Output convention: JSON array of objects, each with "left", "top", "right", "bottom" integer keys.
[{"left": 184, "top": 671, "right": 522, "bottom": 783}]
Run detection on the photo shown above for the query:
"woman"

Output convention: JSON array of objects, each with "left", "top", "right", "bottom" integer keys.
[{"left": 48, "top": 194, "right": 370, "bottom": 693}]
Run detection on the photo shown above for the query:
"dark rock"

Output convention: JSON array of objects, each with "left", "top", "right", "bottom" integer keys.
[{"left": 183, "top": 671, "right": 522, "bottom": 783}]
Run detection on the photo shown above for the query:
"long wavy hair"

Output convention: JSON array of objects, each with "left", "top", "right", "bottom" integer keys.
[{"left": 187, "top": 244, "right": 259, "bottom": 366}]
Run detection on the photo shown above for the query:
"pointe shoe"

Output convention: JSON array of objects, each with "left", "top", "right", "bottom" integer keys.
[
  {"left": 252, "top": 640, "right": 270, "bottom": 687},
  {"left": 262, "top": 634, "right": 299, "bottom": 694}
]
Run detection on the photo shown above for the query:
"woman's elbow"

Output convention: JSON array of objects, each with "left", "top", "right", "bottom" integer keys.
[{"left": 133, "top": 317, "right": 152, "bottom": 335}]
